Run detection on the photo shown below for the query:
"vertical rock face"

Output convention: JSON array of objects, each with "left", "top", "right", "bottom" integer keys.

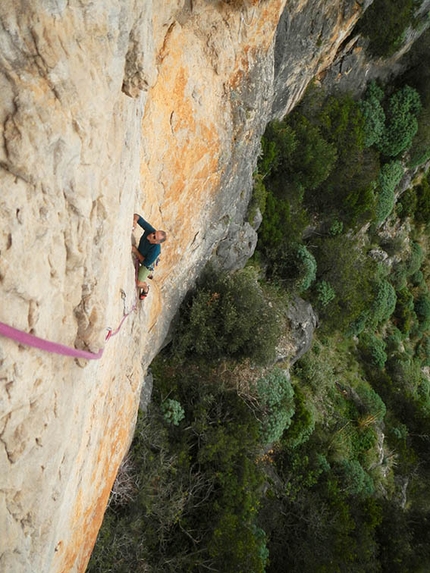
[{"left": 0, "top": 1, "right": 367, "bottom": 571}]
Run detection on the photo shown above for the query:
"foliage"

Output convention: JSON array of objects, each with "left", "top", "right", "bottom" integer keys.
[
  {"left": 276, "top": 113, "right": 338, "bottom": 191},
  {"left": 355, "top": 382, "right": 387, "bottom": 423},
  {"left": 393, "top": 287, "right": 415, "bottom": 334},
  {"left": 415, "top": 173, "right": 430, "bottom": 226},
  {"left": 360, "top": 81, "right": 386, "bottom": 147},
  {"left": 415, "top": 292, "right": 430, "bottom": 333},
  {"left": 312, "top": 234, "right": 376, "bottom": 332},
  {"left": 368, "top": 279, "right": 397, "bottom": 327},
  {"left": 89, "top": 365, "right": 268, "bottom": 573},
  {"left": 173, "top": 266, "right": 281, "bottom": 365},
  {"left": 258, "top": 120, "right": 296, "bottom": 178},
  {"left": 375, "top": 160, "right": 404, "bottom": 223},
  {"left": 161, "top": 398, "right": 185, "bottom": 426},
  {"left": 377, "top": 85, "right": 421, "bottom": 158},
  {"left": 359, "top": 332, "right": 388, "bottom": 369},
  {"left": 314, "top": 279, "right": 336, "bottom": 308},
  {"left": 357, "top": 0, "right": 416, "bottom": 58},
  {"left": 337, "top": 459, "right": 375, "bottom": 496},
  {"left": 283, "top": 385, "right": 316, "bottom": 449},
  {"left": 406, "top": 241, "right": 424, "bottom": 277},
  {"left": 295, "top": 244, "right": 317, "bottom": 291},
  {"left": 256, "top": 368, "right": 295, "bottom": 444},
  {"left": 301, "top": 91, "right": 379, "bottom": 227}
]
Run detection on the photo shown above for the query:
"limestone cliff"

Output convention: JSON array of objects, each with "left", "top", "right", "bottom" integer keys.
[{"left": 0, "top": 1, "right": 367, "bottom": 571}]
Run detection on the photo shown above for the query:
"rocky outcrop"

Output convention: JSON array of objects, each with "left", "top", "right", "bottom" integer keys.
[{"left": 0, "top": 0, "right": 375, "bottom": 571}]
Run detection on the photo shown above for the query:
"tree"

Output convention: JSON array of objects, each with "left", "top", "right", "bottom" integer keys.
[
  {"left": 360, "top": 81, "right": 386, "bottom": 147},
  {"left": 377, "top": 86, "right": 421, "bottom": 157},
  {"left": 173, "top": 266, "right": 281, "bottom": 365},
  {"left": 357, "top": 0, "right": 416, "bottom": 58},
  {"left": 375, "top": 160, "right": 404, "bottom": 223}
]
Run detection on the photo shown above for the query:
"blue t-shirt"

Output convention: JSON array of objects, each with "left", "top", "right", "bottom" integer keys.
[{"left": 136, "top": 216, "right": 161, "bottom": 268}]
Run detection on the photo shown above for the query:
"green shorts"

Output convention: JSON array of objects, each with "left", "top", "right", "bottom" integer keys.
[{"left": 138, "top": 265, "right": 151, "bottom": 283}]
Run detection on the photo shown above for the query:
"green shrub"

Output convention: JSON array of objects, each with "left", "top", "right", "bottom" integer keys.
[
  {"left": 384, "top": 326, "right": 404, "bottom": 353},
  {"left": 393, "top": 287, "right": 415, "bottom": 334},
  {"left": 257, "top": 368, "right": 295, "bottom": 444},
  {"left": 359, "top": 333, "right": 388, "bottom": 369},
  {"left": 257, "top": 191, "right": 291, "bottom": 249},
  {"left": 173, "top": 266, "right": 281, "bottom": 365},
  {"left": 409, "top": 106, "right": 430, "bottom": 167},
  {"left": 284, "top": 386, "right": 316, "bottom": 449},
  {"left": 369, "top": 279, "right": 397, "bottom": 327},
  {"left": 280, "top": 114, "right": 338, "bottom": 191},
  {"left": 377, "top": 86, "right": 421, "bottom": 157},
  {"left": 258, "top": 120, "right": 296, "bottom": 177},
  {"left": 415, "top": 175, "right": 430, "bottom": 225},
  {"left": 416, "top": 335, "right": 430, "bottom": 367},
  {"left": 415, "top": 292, "right": 430, "bottom": 332},
  {"left": 410, "top": 270, "right": 424, "bottom": 287},
  {"left": 329, "top": 219, "right": 344, "bottom": 236},
  {"left": 315, "top": 280, "right": 336, "bottom": 307},
  {"left": 358, "top": 0, "right": 416, "bottom": 58},
  {"left": 295, "top": 244, "right": 317, "bottom": 291},
  {"left": 397, "top": 186, "right": 418, "bottom": 219},
  {"left": 405, "top": 241, "right": 424, "bottom": 276},
  {"left": 338, "top": 459, "right": 375, "bottom": 496},
  {"left": 360, "top": 81, "right": 386, "bottom": 147},
  {"left": 375, "top": 161, "right": 404, "bottom": 223},
  {"left": 390, "top": 261, "right": 409, "bottom": 290},
  {"left": 312, "top": 234, "right": 376, "bottom": 333},
  {"left": 161, "top": 399, "right": 185, "bottom": 426},
  {"left": 348, "top": 311, "right": 370, "bottom": 337},
  {"left": 355, "top": 382, "right": 387, "bottom": 422}
]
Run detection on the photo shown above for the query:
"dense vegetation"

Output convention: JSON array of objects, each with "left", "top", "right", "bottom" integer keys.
[{"left": 89, "top": 18, "right": 430, "bottom": 573}]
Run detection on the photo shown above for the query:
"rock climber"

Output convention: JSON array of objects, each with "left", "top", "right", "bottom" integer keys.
[{"left": 132, "top": 213, "right": 167, "bottom": 300}]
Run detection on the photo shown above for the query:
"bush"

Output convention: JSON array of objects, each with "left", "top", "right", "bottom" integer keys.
[
  {"left": 384, "top": 326, "right": 404, "bottom": 353},
  {"left": 161, "top": 399, "right": 185, "bottom": 426},
  {"left": 258, "top": 120, "right": 297, "bottom": 177},
  {"left": 360, "top": 81, "right": 386, "bottom": 147},
  {"left": 415, "top": 174, "right": 430, "bottom": 226},
  {"left": 375, "top": 161, "right": 404, "bottom": 223},
  {"left": 415, "top": 292, "right": 430, "bottom": 333},
  {"left": 173, "top": 266, "right": 281, "bottom": 365},
  {"left": 355, "top": 382, "right": 387, "bottom": 423},
  {"left": 257, "top": 368, "right": 295, "bottom": 444},
  {"left": 284, "top": 386, "right": 316, "bottom": 449},
  {"left": 359, "top": 333, "right": 388, "bottom": 369},
  {"left": 416, "top": 335, "right": 430, "bottom": 367},
  {"left": 377, "top": 86, "right": 421, "bottom": 158},
  {"left": 369, "top": 279, "right": 397, "bottom": 327},
  {"left": 295, "top": 244, "right": 317, "bottom": 291},
  {"left": 397, "top": 186, "right": 417, "bottom": 219},
  {"left": 358, "top": 0, "right": 416, "bottom": 58},
  {"left": 405, "top": 241, "right": 424, "bottom": 277},
  {"left": 312, "top": 234, "right": 376, "bottom": 333},
  {"left": 315, "top": 280, "right": 336, "bottom": 308},
  {"left": 338, "top": 459, "right": 375, "bottom": 496},
  {"left": 394, "top": 302, "right": 416, "bottom": 337},
  {"left": 279, "top": 114, "right": 338, "bottom": 191}
]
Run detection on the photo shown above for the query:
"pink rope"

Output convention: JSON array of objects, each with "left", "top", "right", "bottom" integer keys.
[
  {"left": 0, "top": 260, "right": 140, "bottom": 360},
  {"left": 0, "top": 321, "right": 104, "bottom": 360}
]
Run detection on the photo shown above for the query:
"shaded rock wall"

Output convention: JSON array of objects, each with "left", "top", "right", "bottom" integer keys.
[{"left": 0, "top": 0, "right": 369, "bottom": 571}]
